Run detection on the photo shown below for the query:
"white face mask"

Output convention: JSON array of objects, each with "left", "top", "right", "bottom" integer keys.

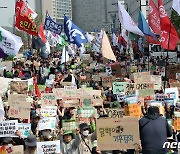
[
  {"left": 82, "top": 130, "right": 89, "bottom": 137},
  {"left": 42, "top": 131, "right": 50, "bottom": 138}
]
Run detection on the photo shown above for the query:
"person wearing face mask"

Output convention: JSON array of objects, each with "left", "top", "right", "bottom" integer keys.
[
  {"left": 58, "top": 129, "right": 81, "bottom": 154},
  {"left": 24, "top": 135, "right": 37, "bottom": 154},
  {"left": 39, "top": 129, "right": 56, "bottom": 141},
  {"left": 78, "top": 123, "right": 97, "bottom": 154}
]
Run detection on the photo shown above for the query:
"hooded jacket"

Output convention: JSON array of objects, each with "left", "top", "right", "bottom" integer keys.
[{"left": 139, "top": 113, "right": 172, "bottom": 152}]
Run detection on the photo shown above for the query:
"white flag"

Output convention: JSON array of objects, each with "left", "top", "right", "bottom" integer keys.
[
  {"left": 86, "top": 32, "right": 95, "bottom": 42},
  {"left": 101, "top": 31, "right": 116, "bottom": 61},
  {"left": 80, "top": 43, "right": 86, "bottom": 57},
  {"left": 118, "top": 2, "right": 144, "bottom": 36},
  {"left": 61, "top": 46, "right": 69, "bottom": 64},
  {"left": 68, "top": 45, "right": 76, "bottom": 57},
  {"left": 172, "top": 0, "right": 180, "bottom": 16},
  {"left": 0, "top": 26, "right": 23, "bottom": 58},
  {"left": 112, "top": 33, "right": 118, "bottom": 46}
]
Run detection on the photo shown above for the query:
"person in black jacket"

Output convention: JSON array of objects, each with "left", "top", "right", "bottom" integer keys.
[{"left": 139, "top": 106, "right": 172, "bottom": 154}]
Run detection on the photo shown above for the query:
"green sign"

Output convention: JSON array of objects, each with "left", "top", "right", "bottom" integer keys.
[{"left": 113, "top": 82, "right": 127, "bottom": 94}]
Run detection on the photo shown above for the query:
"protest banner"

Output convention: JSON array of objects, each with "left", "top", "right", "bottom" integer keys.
[
  {"left": 133, "top": 71, "right": 151, "bottom": 83},
  {"left": 37, "top": 140, "right": 61, "bottom": 154},
  {"left": 117, "top": 92, "right": 125, "bottom": 102},
  {"left": 125, "top": 104, "right": 142, "bottom": 117},
  {"left": 105, "top": 108, "right": 124, "bottom": 118},
  {"left": 62, "top": 119, "right": 77, "bottom": 131},
  {"left": 96, "top": 117, "right": 140, "bottom": 150},
  {"left": 151, "top": 75, "right": 162, "bottom": 90},
  {"left": 0, "top": 145, "right": 24, "bottom": 154},
  {"left": 52, "top": 88, "right": 64, "bottom": 99},
  {"left": 125, "top": 83, "right": 136, "bottom": 96},
  {"left": 164, "top": 98, "right": 174, "bottom": 106},
  {"left": 38, "top": 117, "right": 56, "bottom": 131},
  {"left": 135, "top": 82, "right": 154, "bottom": 97},
  {"left": 10, "top": 80, "right": 28, "bottom": 94},
  {"left": 125, "top": 96, "right": 138, "bottom": 104},
  {"left": 8, "top": 95, "right": 31, "bottom": 120},
  {"left": 155, "top": 93, "right": 165, "bottom": 103},
  {"left": 18, "top": 123, "right": 31, "bottom": 138},
  {"left": 77, "top": 107, "right": 96, "bottom": 118},
  {"left": 41, "top": 93, "right": 56, "bottom": 106},
  {"left": 165, "top": 88, "right": 179, "bottom": 106},
  {"left": 113, "top": 82, "right": 127, "bottom": 94},
  {"left": 41, "top": 106, "right": 57, "bottom": 117},
  {"left": 92, "top": 98, "right": 103, "bottom": 106},
  {"left": 0, "top": 120, "right": 18, "bottom": 137},
  {"left": 8, "top": 94, "right": 27, "bottom": 102},
  {"left": 63, "top": 98, "right": 79, "bottom": 108}
]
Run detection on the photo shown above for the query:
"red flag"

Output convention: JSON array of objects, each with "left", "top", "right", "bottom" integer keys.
[
  {"left": 33, "top": 75, "right": 41, "bottom": 98},
  {"left": 15, "top": 0, "right": 38, "bottom": 36},
  {"left": 146, "top": 36, "right": 160, "bottom": 45},
  {"left": 148, "top": 0, "right": 161, "bottom": 35},
  {"left": 39, "top": 23, "right": 47, "bottom": 44},
  {"left": 158, "top": 0, "right": 179, "bottom": 50}
]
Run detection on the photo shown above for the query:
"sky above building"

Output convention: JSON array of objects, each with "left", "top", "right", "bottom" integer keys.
[{"left": 0, "top": 0, "right": 35, "bottom": 28}]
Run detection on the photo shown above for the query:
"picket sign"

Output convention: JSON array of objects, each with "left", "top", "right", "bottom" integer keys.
[
  {"left": 96, "top": 117, "right": 140, "bottom": 150},
  {"left": 0, "top": 120, "right": 18, "bottom": 137},
  {"left": 38, "top": 117, "right": 56, "bottom": 130},
  {"left": 37, "top": 140, "right": 61, "bottom": 154},
  {"left": 41, "top": 93, "right": 56, "bottom": 106}
]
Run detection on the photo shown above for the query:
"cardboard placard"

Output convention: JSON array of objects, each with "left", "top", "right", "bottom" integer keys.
[
  {"left": 151, "top": 75, "right": 162, "bottom": 90},
  {"left": 62, "top": 119, "right": 77, "bottom": 131},
  {"left": 41, "top": 106, "right": 57, "bottom": 117},
  {"left": 38, "top": 117, "right": 56, "bottom": 131},
  {"left": 37, "top": 140, "right": 61, "bottom": 154},
  {"left": 10, "top": 81, "right": 28, "bottom": 94},
  {"left": 96, "top": 117, "right": 140, "bottom": 150},
  {"left": 8, "top": 95, "right": 30, "bottom": 120},
  {"left": 52, "top": 88, "right": 64, "bottom": 99},
  {"left": 113, "top": 82, "right": 127, "bottom": 94},
  {"left": 63, "top": 98, "right": 79, "bottom": 108},
  {"left": 136, "top": 82, "right": 154, "bottom": 96},
  {"left": 105, "top": 108, "right": 124, "bottom": 118},
  {"left": 0, "top": 120, "right": 18, "bottom": 137},
  {"left": 0, "top": 145, "right": 23, "bottom": 154},
  {"left": 41, "top": 93, "right": 56, "bottom": 106},
  {"left": 133, "top": 71, "right": 151, "bottom": 83}
]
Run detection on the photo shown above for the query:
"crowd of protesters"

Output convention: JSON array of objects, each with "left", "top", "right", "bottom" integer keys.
[{"left": 0, "top": 47, "right": 179, "bottom": 154}]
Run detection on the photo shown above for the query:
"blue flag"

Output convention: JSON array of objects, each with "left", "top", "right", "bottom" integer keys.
[
  {"left": 64, "top": 16, "right": 87, "bottom": 47},
  {"left": 138, "top": 11, "right": 155, "bottom": 37},
  {"left": 44, "top": 12, "right": 63, "bottom": 35}
]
